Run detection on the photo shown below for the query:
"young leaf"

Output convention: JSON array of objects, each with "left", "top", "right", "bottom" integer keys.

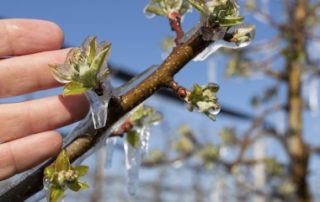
[
  {"left": 145, "top": 4, "right": 166, "bottom": 16},
  {"left": 67, "top": 181, "right": 81, "bottom": 192},
  {"left": 44, "top": 165, "right": 55, "bottom": 179},
  {"left": 74, "top": 165, "right": 89, "bottom": 177},
  {"left": 49, "top": 64, "right": 71, "bottom": 84},
  {"left": 77, "top": 182, "right": 90, "bottom": 190},
  {"left": 126, "top": 130, "right": 140, "bottom": 148},
  {"left": 89, "top": 43, "right": 111, "bottom": 76},
  {"left": 49, "top": 185, "right": 64, "bottom": 202},
  {"left": 188, "top": 0, "right": 208, "bottom": 15},
  {"left": 88, "top": 37, "right": 97, "bottom": 65},
  {"left": 55, "top": 150, "right": 70, "bottom": 172},
  {"left": 219, "top": 16, "right": 244, "bottom": 27},
  {"left": 63, "top": 81, "right": 91, "bottom": 96}
]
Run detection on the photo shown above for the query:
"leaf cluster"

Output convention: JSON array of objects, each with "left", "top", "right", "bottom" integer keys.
[
  {"left": 44, "top": 150, "right": 89, "bottom": 202},
  {"left": 50, "top": 37, "right": 111, "bottom": 96}
]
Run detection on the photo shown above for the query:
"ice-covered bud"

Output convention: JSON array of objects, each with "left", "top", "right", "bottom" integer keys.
[
  {"left": 144, "top": 0, "right": 191, "bottom": 19},
  {"left": 49, "top": 37, "right": 111, "bottom": 96},
  {"left": 186, "top": 83, "right": 221, "bottom": 121},
  {"left": 229, "top": 25, "right": 256, "bottom": 45},
  {"left": 188, "top": 0, "right": 244, "bottom": 27},
  {"left": 43, "top": 150, "right": 89, "bottom": 202}
]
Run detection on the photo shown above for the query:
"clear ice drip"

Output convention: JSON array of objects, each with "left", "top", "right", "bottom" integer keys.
[
  {"left": 85, "top": 79, "right": 113, "bottom": 129},
  {"left": 124, "top": 134, "right": 142, "bottom": 196},
  {"left": 105, "top": 137, "right": 117, "bottom": 168},
  {"left": 139, "top": 126, "right": 151, "bottom": 158},
  {"left": 43, "top": 178, "right": 51, "bottom": 202},
  {"left": 114, "top": 65, "right": 158, "bottom": 96},
  {"left": 42, "top": 178, "right": 65, "bottom": 202}
]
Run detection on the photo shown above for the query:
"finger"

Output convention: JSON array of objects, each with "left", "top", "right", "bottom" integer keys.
[
  {"left": 0, "top": 131, "right": 62, "bottom": 180},
  {"left": 0, "top": 19, "right": 64, "bottom": 56},
  {"left": 0, "top": 48, "right": 70, "bottom": 98},
  {"left": 0, "top": 95, "right": 89, "bottom": 142}
]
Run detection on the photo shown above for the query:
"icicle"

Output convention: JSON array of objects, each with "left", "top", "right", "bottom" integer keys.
[
  {"left": 43, "top": 178, "right": 51, "bottom": 202},
  {"left": 194, "top": 24, "right": 255, "bottom": 61},
  {"left": 139, "top": 126, "right": 151, "bottom": 158},
  {"left": 105, "top": 137, "right": 117, "bottom": 168},
  {"left": 124, "top": 134, "right": 142, "bottom": 196},
  {"left": 85, "top": 79, "right": 113, "bottom": 129},
  {"left": 42, "top": 178, "right": 65, "bottom": 202},
  {"left": 193, "top": 41, "right": 224, "bottom": 61}
]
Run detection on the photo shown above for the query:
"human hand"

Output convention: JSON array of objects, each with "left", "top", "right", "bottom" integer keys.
[{"left": 0, "top": 19, "right": 89, "bottom": 180}]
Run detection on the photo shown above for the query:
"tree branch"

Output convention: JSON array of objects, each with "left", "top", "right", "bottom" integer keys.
[{"left": 0, "top": 27, "right": 211, "bottom": 201}]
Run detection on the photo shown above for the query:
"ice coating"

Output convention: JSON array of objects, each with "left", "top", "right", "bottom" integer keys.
[
  {"left": 114, "top": 65, "right": 158, "bottom": 96},
  {"left": 43, "top": 178, "right": 51, "bottom": 202},
  {"left": 85, "top": 79, "right": 113, "bottom": 129},
  {"left": 105, "top": 137, "right": 117, "bottom": 168},
  {"left": 208, "top": 104, "right": 221, "bottom": 116},
  {"left": 139, "top": 126, "right": 151, "bottom": 158},
  {"left": 194, "top": 24, "right": 256, "bottom": 61},
  {"left": 124, "top": 134, "right": 142, "bottom": 196}
]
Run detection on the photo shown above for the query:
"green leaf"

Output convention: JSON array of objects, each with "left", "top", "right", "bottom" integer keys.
[
  {"left": 49, "top": 185, "right": 64, "bottom": 202},
  {"left": 44, "top": 165, "right": 55, "bottom": 179},
  {"left": 204, "top": 111, "right": 217, "bottom": 121},
  {"left": 188, "top": 0, "right": 208, "bottom": 15},
  {"left": 197, "top": 101, "right": 214, "bottom": 112},
  {"left": 74, "top": 165, "right": 89, "bottom": 177},
  {"left": 179, "top": 1, "right": 192, "bottom": 15},
  {"left": 67, "top": 181, "right": 89, "bottom": 192},
  {"left": 87, "top": 37, "right": 97, "bottom": 65},
  {"left": 49, "top": 64, "right": 71, "bottom": 84},
  {"left": 55, "top": 150, "right": 70, "bottom": 172},
  {"left": 67, "top": 181, "right": 81, "bottom": 192},
  {"left": 63, "top": 81, "right": 91, "bottom": 96},
  {"left": 89, "top": 43, "right": 111, "bottom": 76},
  {"left": 175, "top": 137, "right": 194, "bottom": 154},
  {"left": 145, "top": 5, "right": 166, "bottom": 16},
  {"left": 218, "top": 16, "right": 244, "bottom": 27},
  {"left": 126, "top": 130, "right": 140, "bottom": 148},
  {"left": 78, "top": 182, "right": 89, "bottom": 190}
]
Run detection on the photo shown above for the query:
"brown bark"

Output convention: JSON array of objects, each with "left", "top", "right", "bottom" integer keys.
[{"left": 286, "top": 0, "right": 310, "bottom": 201}]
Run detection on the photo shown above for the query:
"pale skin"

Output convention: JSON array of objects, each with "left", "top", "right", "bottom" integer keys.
[{"left": 0, "top": 19, "right": 89, "bottom": 180}]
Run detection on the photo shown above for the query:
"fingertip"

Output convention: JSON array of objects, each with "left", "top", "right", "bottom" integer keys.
[
  {"left": 58, "top": 94, "right": 90, "bottom": 121},
  {"left": 0, "top": 131, "right": 63, "bottom": 180},
  {"left": 43, "top": 20, "right": 65, "bottom": 49},
  {"left": 0, "top": 19, "right": 65, "bottom": 56},
  {"left": 46, "top": 131, "right": 63, "bottom": 156}
]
